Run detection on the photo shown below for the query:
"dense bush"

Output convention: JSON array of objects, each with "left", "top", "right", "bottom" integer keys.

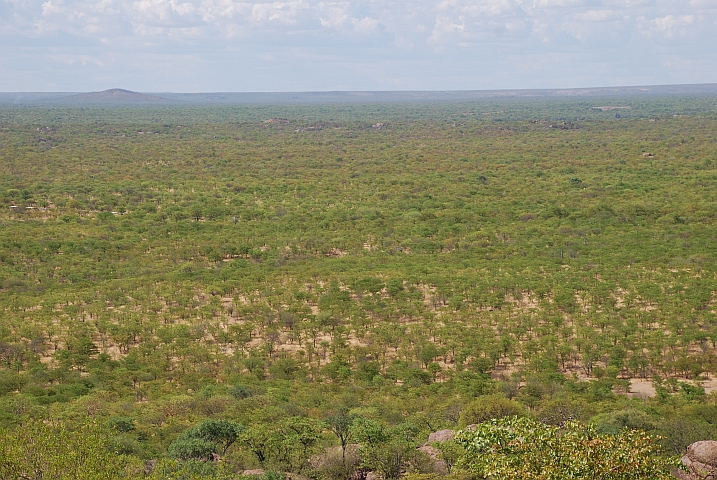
[{"left": 456, "top": 417, "right": 682, "bottom": 480}]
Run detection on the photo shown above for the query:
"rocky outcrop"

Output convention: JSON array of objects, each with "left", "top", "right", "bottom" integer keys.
[
  {"left": 676, "top": 441, "right": 717, "bottom": 480},
  {"left": 418, "top": 429, "right": 456, "bottom": 475},
  {"left": 427, "top": 429, "right": 455, "bottom": 444},
  {"left": 417, "top": 445, "right": 447, "bottom": 474}
]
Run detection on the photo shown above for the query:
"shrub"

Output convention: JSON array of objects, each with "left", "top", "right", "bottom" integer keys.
[
  {"left": 458, "top": 394, "right": 526, "bottom": 427},
  {"left": 455, "top": 416, "right": 682, "bottom": 480}
]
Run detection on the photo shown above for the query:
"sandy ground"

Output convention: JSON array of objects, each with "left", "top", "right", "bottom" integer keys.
[
  {"left": 629, "top": 375, "right": 717, "bottom": 399},
  {"left": 628, "top": 379, "right": 657, "bottom": 399}
]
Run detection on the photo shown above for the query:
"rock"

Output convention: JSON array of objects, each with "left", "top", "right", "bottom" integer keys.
[
  {"left": 242, "top": 469, "right": 266, "bottom": 476},
  {"left": 690, "top": 441, "right": 717, "bottom": 466},
  {"left": 144, "top": 459, "right": 157, "bottom": 475},
  {"left": 418, "top": 445, "right": 448, "bottom": 475},
  {"left": 427, "top": 429, "right": 454, "bottom": 444},
  {"left": 416, "top": 429, "right": 455, "bottom": 475},
  {"left": 677, "top": 441, "right": 717, "bottom": 480}
]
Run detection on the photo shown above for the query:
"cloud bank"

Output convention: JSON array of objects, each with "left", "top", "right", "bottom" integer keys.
[{"left": 1, "top": 0, "right": 716, "bottom": 91}]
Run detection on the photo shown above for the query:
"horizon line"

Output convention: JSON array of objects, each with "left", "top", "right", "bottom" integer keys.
[{"left": 3, "top": 81, "right": 717, "bottom": 95}]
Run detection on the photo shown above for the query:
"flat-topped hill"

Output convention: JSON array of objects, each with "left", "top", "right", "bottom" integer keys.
[{"left": 57, "top": 88, "right": 171, "bottom": 104}]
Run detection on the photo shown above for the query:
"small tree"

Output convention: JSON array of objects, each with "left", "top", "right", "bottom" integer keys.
[
  {"left": 326, "top": 410, "right": 356, "bottom": 463},
  {"left": 458, "top": 394, "right": 525, "bottom": 427},
  {"left": 353, "top": 420, "right": 427, "bottom": 480},
  {"left": 169, "top": 419, "right": 245, "bottom": 461},
  {"left": 168, "top": 437, "right": 217, "bottom": 461}
]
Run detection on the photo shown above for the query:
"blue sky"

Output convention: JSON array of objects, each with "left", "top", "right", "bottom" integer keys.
[{"left": 1, "top": 0, "right": 716, "bottom": 92}]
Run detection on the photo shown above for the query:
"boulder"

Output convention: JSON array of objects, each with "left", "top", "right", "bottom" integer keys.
[
  {"left": 418, "top": 445, "right": 448, "bottom": 475},
  {"left": 676, "top": 441, "right": 717, "bottom": 480},
  {"left": 427, "top": 429, "right": 454, "bottom": 444},
  {"left": 417, "top": 429, "right": 455, "bottom": 475},
  {"left": 690, "top": 441, "right": 717, "bottom": 466}
]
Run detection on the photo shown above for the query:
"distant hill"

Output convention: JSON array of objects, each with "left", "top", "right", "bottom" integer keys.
[
  {"left": 1, "top": 83, "right": 716, "bottom": 106},
  {"left": 56, "top": 88, "right": 172, "bottom": 104}
]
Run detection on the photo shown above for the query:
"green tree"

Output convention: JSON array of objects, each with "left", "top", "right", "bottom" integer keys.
[
  {"left": 326, "top": 410, "right": 356, "bottom": 463},
  {"left": 353, "top": 420, "right": 427, "bottom": 480},
  {"left": 458, "top": 394, "right": 525, "bottom": 427},
  {"left": 169, "top": 419, "right": 245, "bottom": 460}
]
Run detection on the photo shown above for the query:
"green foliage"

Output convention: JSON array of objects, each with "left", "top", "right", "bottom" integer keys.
[
  {"left": 147, "top": 458, "right": 220, "bottom": 480},
  {"left": 106, "top": 416, "right": 136, "bottom": 432},
  {"left": 326, "top": 410, "right": 356, "bottom": 461},
  {"left": 0, "top": 420, "right": 133, "bottom": 479},
  {"left": 594, "top": 409, "right": 657, "bottom": 434},
  {"left": 228, "top": 384, "right": 253, "bottom": 399},
  {"left": 353, "top": 420, "right": 428, "bottom": 479},
  {"left": 435, "top": 440, "right": 465, "bottom": 474},
  {"left": 456, "top": 417, "right": 682, "bottom": 480},
  {"left": 230, "top": 416, "right": 324, "bottom": 473},
  {"left": 169, "top": 437, "right": 217, "bottom": 461},
  {"left": 169, "top": 419, "right": 245, "bottom": 460},
  {"left": 458, "top": 394, "right": 526, "bottom": 427}
]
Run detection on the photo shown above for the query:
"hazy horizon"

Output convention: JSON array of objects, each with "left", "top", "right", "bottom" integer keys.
[{"left": 2, "top": 82, "right": 717, "bottom": 95}]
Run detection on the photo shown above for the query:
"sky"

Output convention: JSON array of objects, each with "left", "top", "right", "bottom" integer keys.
[{"left": 1, "top": 0, "right": 716, "bottom": 92}]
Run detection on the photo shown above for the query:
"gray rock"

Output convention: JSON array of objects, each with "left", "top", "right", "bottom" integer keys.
[
  {"left": 690, "top": 441, "right": 717, "bottom": 466},
  {"left": 427, "top": 429, "right": 455, "bottom": 444},
  {"left": 418, "top": 445, "right": 448, "bottom": 475},
  {"left": 416, "top": 429, "right": 455, "bottom": 475},
  {"left": 242, "top": 470, "right": 266, "bottom": 476},
  {"left": 678, "top": 441, "right": 717, "bottom": 480}
]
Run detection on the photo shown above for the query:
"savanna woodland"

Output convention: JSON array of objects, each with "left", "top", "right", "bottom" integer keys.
[{"left": 1, "top": 94, "right": 716, "bottom": 479}]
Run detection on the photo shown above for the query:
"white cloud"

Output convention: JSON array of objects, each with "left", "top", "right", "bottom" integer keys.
[
  {"left": 638, "top": 14, "right": 696, "bottom": 37},
  {"left": 599, "top": 0, "right": 652, "bottom": 7},
  {"left": 351, "top": 15, "right": 379, "bottom": 33},
  {"left": 41, "top": 0, "right": 64, "bottom": 16},
  {"left": 250, "top": 1, "right": 307, "bottom": 24},
  {"left": 317, "top": 2, "right": 350, "bottom": 27},
  {"left": 131, "top": 0, "right": 199, "bottom": 27},
  {"left": 505, "top": 20, "right": 525, "bottom": 31},
  {"left": 46, "top": 53, "right": 106, "bottom": 66},
  {"left": 532, "top": 0, "right": 583, "bottom": 9},
  {"left": 198, "top": 0, "right": 250, "bottom": 23},
  {"left": 574, "top": 9, "right": 620, "bottom": 22},
  {"left": 428, "top": 14, "right": 464, "bottom": 45}
]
